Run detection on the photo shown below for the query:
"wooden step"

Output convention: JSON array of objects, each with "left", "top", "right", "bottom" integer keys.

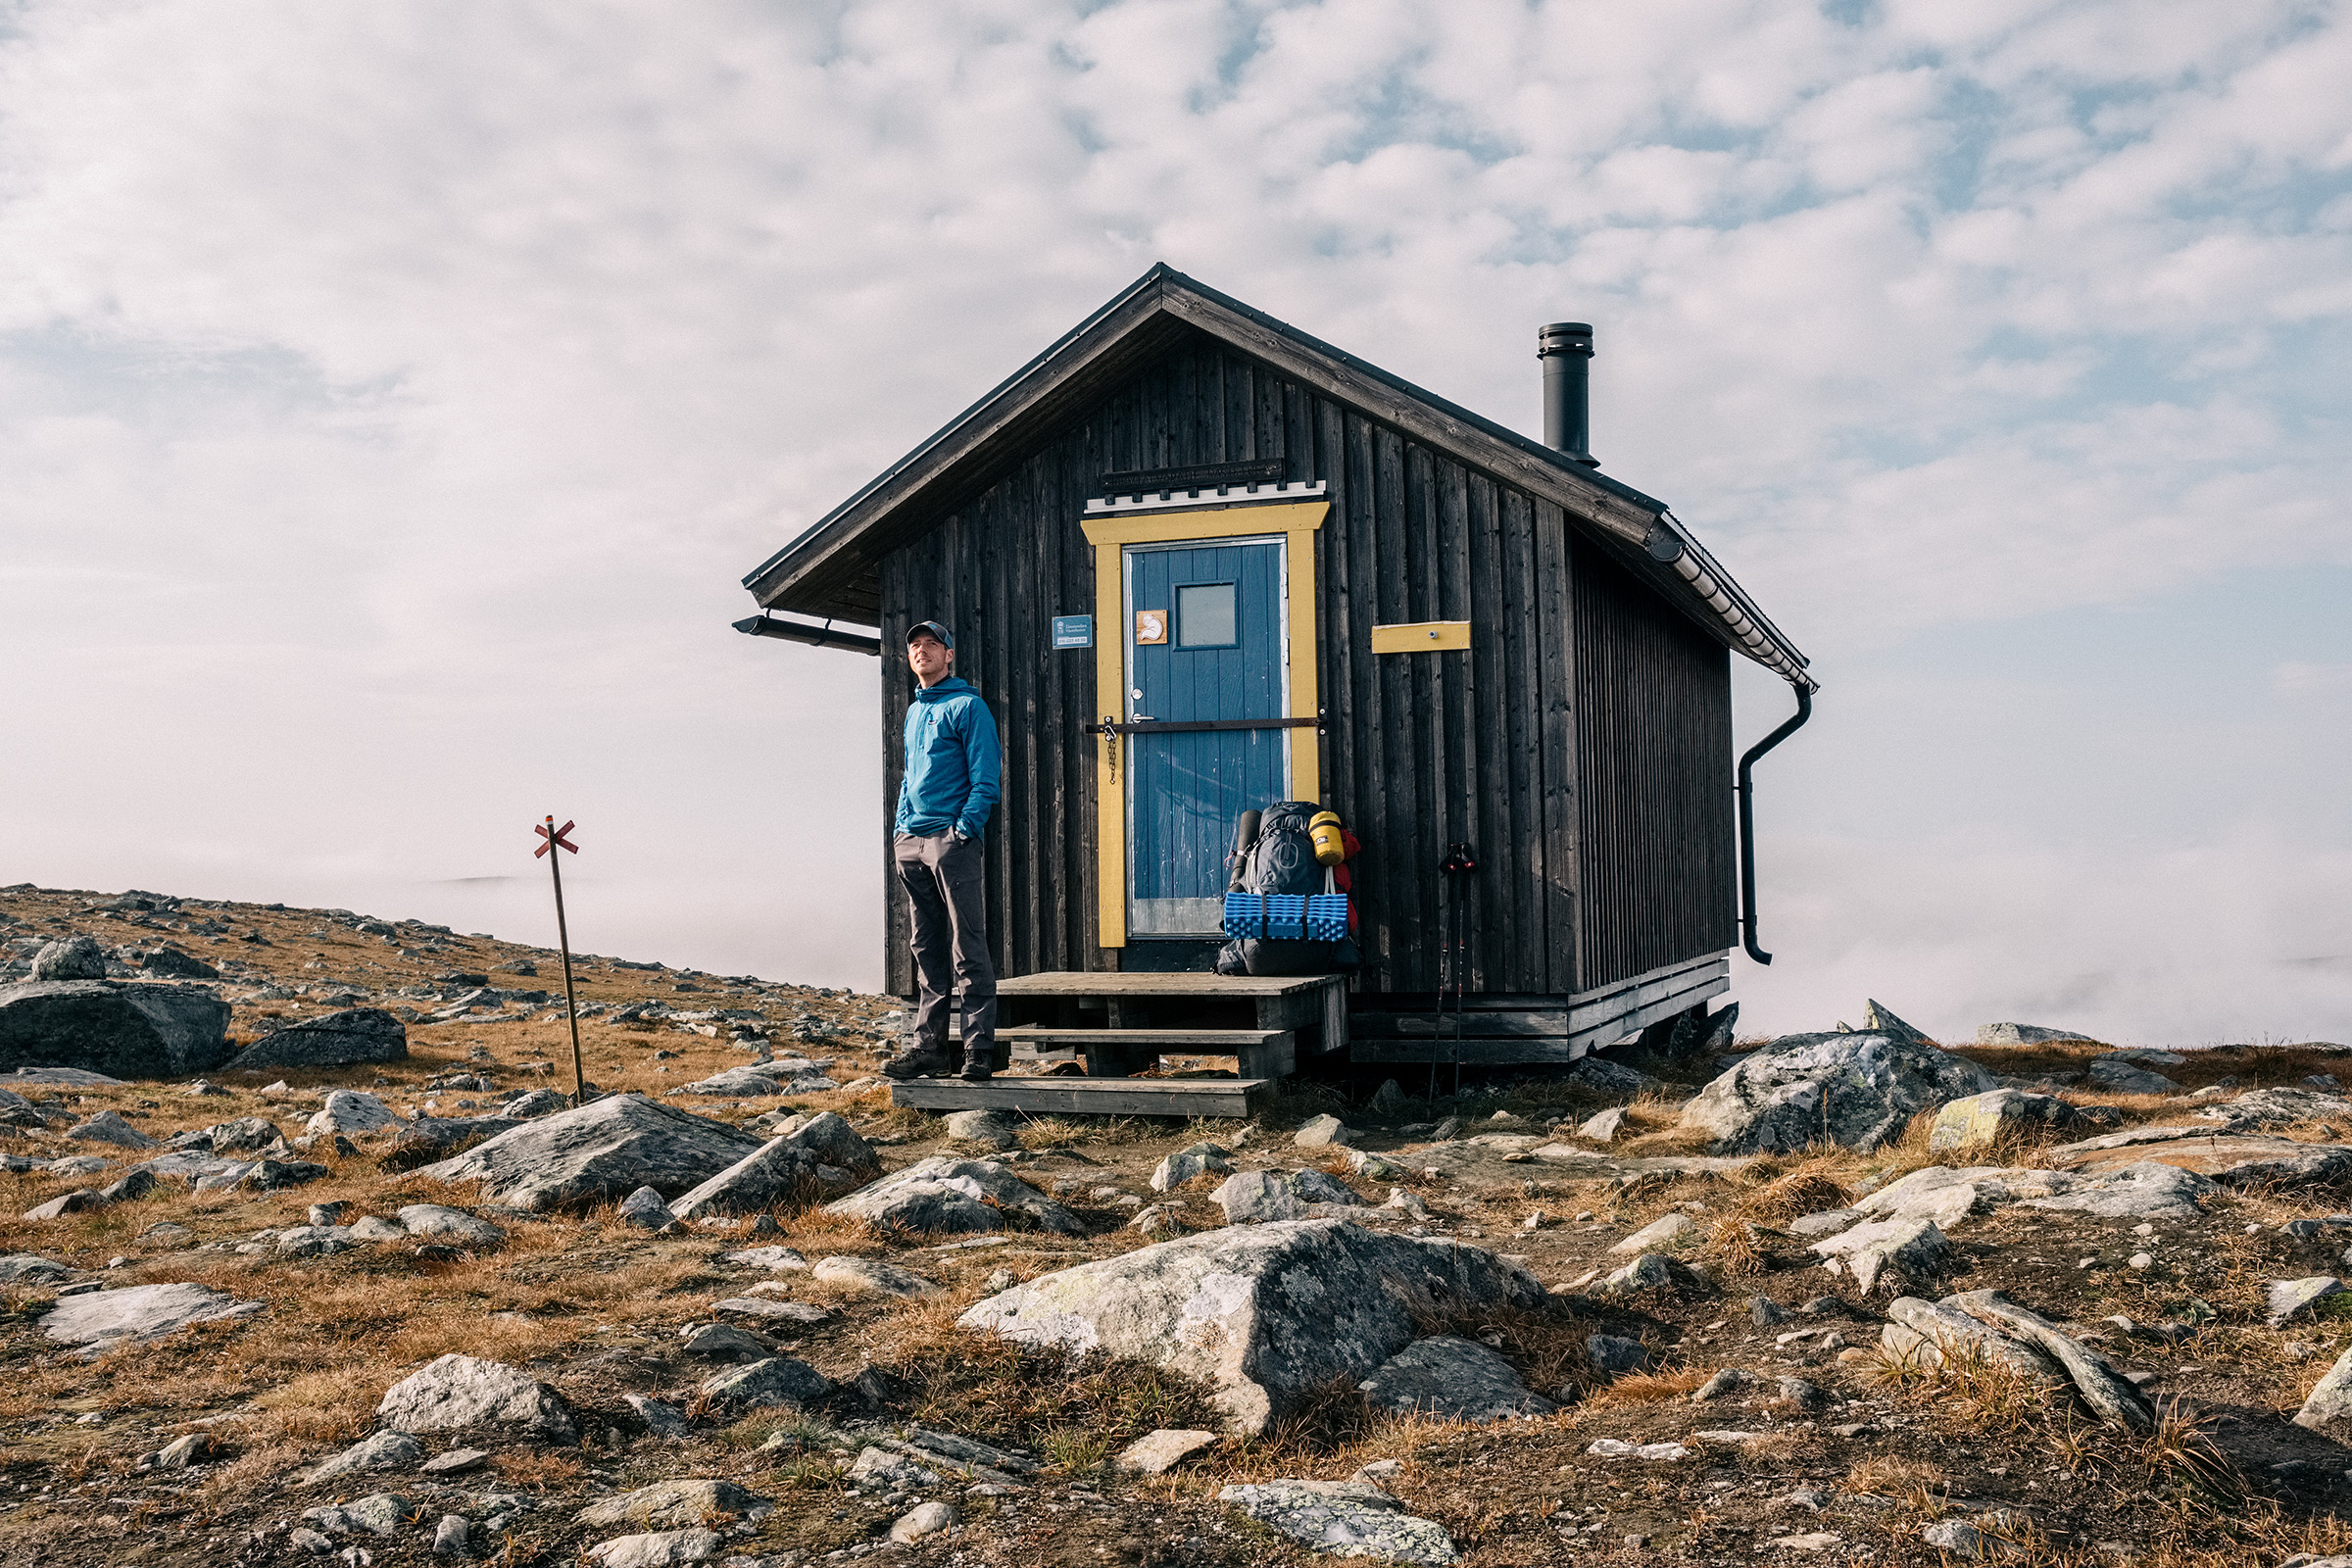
[
  {"left": 1000, "top": 1026, "right": 1292, "bottom": 1049},
  {"left": 999, "top": 1026, "right": 1294, "bottom": 1079},
  {"left": 888, "top": 1074, "right": 1272, "bottom": 1119},
  {"left": 996, "top": 971, "right": 1348, "bottom": 1054}
]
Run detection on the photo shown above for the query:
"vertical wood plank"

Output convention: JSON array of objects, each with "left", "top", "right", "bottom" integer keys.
[
  {"left": 1373, "top": 424, "right": 1420, "bottom": 990},
  {"left": 1433, "top": 456, "right": 1479, "bottom": 988},
  {"left": 1534, "top": 499, "right": 1578, "bottom": 994},
  {"left": 1463, "top": 472, "right": 1523, "bottom": 991},
  {"left": 1343, "top": 410, "right": 1386, "bottom": 985}
]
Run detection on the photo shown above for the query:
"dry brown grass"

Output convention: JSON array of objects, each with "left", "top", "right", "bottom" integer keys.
[
  {"left": 852, "top": 1293, "right": 1219, "bottom": 1456},
  {"left": 490, "top": 1449, "right": 586, "bottom": 1488},
  {"left": 2138, "top": 1396, "right": 2242, "bottom": 1501},
  {"left": 1841, "top": 1453, "right": 1947, "bottom": 1497},
  {"left": 1860, "top": 1341, "right": 2049, "bottom": 1434},
  {"left": 1719, "top": 1430, "right": 1807, "bottom": 1466},
  {"left": 1692, "top": 1216, "right": 1772, "bottom": 1277},
  {"left": 2130, "top": 1500, "right": 2352, "bottom": 1568},
  {"left": 1586, "top": 1368, "right": 1707, "bottom": 1407},
  {"left": 1229, "top": 1379, "right": 1456, "bottom": 1466},
  {"left": 1727, "top": 1157, "right": 1853, "bottom": 1223}
]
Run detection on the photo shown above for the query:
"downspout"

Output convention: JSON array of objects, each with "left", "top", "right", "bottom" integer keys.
[
  {"left": 1736, "top": 684, "right": 1812, "bottom": 965},
  {"left": 1642, "top": 514, "right": 1817, "bottom": 966}
]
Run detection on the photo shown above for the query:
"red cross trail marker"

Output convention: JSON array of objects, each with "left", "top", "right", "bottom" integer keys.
[{"left": 534, "top": 814, "right": 588, "bottom": 1105}]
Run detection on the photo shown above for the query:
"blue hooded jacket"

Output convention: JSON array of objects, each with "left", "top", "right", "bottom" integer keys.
[{"left": 895, "top": 677, "right": 1002, "bottom": 840}]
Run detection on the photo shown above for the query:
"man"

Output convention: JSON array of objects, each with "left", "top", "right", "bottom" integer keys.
[{"left": 881, "top": 619, "right": 1002, "bottom": 1082}]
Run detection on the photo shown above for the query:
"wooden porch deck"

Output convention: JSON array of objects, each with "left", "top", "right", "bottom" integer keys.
[{"left": 887, "top": 970, "right": 1346, "bottom": 1119}]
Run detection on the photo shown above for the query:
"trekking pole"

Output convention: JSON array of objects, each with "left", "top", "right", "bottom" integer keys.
[
  {"left": 1439, "top": 843, "right": 1479, "bottom": 1099},
  {"left": 1426, "top": 877, "right": 1445, "bottom": 1106},
  {"left": 532, "top": 815, "right": 587, "bottom": 1106}
]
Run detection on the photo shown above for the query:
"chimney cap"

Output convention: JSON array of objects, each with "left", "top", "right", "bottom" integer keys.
[{"left": 1537, "top": 321, "right": 1593, "bottom": 356}]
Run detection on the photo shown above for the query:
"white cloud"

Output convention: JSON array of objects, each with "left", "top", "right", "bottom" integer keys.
[
  {"left": 1734, "top": 827, "right": 2352, "bottom": 1047},
  {"left": 2275, "top": 661, "right": 2352, "bottom": 696}
]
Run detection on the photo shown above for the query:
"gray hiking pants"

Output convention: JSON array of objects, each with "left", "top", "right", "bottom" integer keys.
[{"left": 893, "top": 830, "right": 996, "bottom": 1061}]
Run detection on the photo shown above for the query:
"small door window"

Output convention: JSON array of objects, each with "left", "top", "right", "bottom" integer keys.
[{"left": 1175, "top": 581, "right": 1238, "bottom": 648}]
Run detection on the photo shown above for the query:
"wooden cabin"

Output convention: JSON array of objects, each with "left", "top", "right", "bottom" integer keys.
[{"left": 738, "top": 266, "right": 1814, "bottom": 1115}]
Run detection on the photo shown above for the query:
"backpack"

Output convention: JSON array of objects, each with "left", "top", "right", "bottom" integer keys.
[{"left": 1215, "top": 801, "right": 1361, "bottom": 977}]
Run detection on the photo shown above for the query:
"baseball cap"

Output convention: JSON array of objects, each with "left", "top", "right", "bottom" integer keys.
[{"left": 906, "top": 620, "right": 956, "bottom": 649}]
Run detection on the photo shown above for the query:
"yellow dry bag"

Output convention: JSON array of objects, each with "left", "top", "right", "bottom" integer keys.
[{"left": 1308, "top": 809, "right": 1347, "bottom": 866}]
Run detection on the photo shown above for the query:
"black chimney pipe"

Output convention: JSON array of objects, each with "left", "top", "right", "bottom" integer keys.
[{"left": 1537, "top": 321, "right": 1598, "bottom": 467}]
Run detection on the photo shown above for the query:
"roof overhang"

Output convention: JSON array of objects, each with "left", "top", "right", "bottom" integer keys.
[{"left": 741, "top": 264, "right": 1811, "bottom": 685}]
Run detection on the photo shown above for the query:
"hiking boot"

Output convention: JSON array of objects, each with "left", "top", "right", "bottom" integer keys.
[
  {"left": 958, "top": 1054, "right": 995, "bottom": 1083},
  {"left": 880, "top": 1044, "right": 956, "bottom": 1080}
]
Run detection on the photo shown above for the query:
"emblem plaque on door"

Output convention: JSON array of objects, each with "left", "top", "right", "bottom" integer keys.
[{"left": 1134, "top": 610, "right": 1167, "bottom": 644}]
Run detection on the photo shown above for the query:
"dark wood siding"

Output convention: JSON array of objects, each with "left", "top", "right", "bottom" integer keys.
[
  {"left": 875, "top": 328, "right": 1733, "bottom": 999},
  {"left": 1569, "top": 537, "right": 1738, "bottom": 990}
]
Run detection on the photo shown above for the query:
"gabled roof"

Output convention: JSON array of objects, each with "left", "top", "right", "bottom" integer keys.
[{"left": 742, "top": 264, "right": 1809, "bottom": 684}]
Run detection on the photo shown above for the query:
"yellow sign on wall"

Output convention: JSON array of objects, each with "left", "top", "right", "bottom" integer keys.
[{"left": 1371, "top": 620, "right": 1471, "bottom": 654}]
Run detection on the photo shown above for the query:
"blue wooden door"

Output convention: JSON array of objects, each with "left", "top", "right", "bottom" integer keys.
[{"left": 1125, "top": 540, "right": 1287, "bottom": 937}]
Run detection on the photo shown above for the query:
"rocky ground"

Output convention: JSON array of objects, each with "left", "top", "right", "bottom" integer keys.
[{"left": 7, "top": 884, "right": 2352, "bottom": 1568}]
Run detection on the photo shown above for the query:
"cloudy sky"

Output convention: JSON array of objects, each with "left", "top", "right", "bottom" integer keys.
[{"left": 2, "top": 0, "right": 2346, "bottom": 1045}]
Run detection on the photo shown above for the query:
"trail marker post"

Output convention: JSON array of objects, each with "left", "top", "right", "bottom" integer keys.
[{"left": 533, "top": 815, "right": 587, "bottom": 1105}]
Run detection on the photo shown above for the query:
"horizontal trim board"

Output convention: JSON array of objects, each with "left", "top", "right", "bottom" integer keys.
[
  {"left": 1371, "top": 620, "right": 1472, "bottom": 654},
  {"left": 1080, "top": 500, "right": 1328, "bottom": 546},
  {"left": 1000, "top": 971, "right": 1348, "bottom": 998},
  {"left": 1348, "top": 1038, "right": 1589, "bottom": 1065},
  {"left": 1349, "top": 993, "right": 1574, "bottom": 1012},
  {"left": 1085, "top": 481, "right": 1327, "bottom": 515},
  {"left": 1567, "top": 952, "right": 1728, "bottom": 1012},
  {"left": 1100, "top": 458, "right": 1285, "bottom": 493},
  {"left": 1572, "top": 972, "right": 1731, "bottom": 1052},
  {"left": 1350, "top": 1010, "right": 1571, "bottom": 1040},
  {"left": 1001, "top": 1027, "right": 1294, "bottom": 1049},
  {"left": 1570, "top": 960, "right": 1729, "bottom": 1031}
]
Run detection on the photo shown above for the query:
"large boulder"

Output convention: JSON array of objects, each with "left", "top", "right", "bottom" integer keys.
[
  {"left": 1217, "top": 1480, "right": 1457, "bottom": 1564},
  {"left": 195, "top": 1115, "right": 285, "bottom": 1154},
  {"left": 1213, "top": 1168, "right": 1361, "bottom": 1223},
  {"left": 1977, "top": 1022, "right": 2100, "bottom": 1045},
  {"left": 1356, "top": 1337, "right": 1556, "bottom": 1424},
  {"left": 2086, "top": 1057, "right": 2180, "bottom": 1096},
  {"left": 308, "top": 1090, "right": 401, "bottom": 1137},
  {"left": 225, "top": 1008, "right": 407, "bottom": 1071},
  {"left": 958, "top": 1218, "right": 1545, "bottom": 1435},
  {"left": 2293, "top": 1342, "right": 2352, "bottom": 1433},
  {"left": 1675, "top": 1032, "right": 1996, "bottom": 1154},
  {"left": 40, "top": 1282, "right": 265, "bottom": 1348},
  {"left": 381, "top": 1115, "right": 522, "bottom": 1169},
  {"left": 376, "top": 1353, "right": 577, "bottom": 1443},
  {"left": 1927, "top": 1090, "right": 2079, "bottom": 1152},
  {"left": 306, "top": 1431, "right": 424, "bottom": 1484},
  {"left": 1880, "top": 1297, "right": 2062, "bottom": 1380},
  {"left": 2197, "top": 1088, "right": 2352, "bottom": 1131},
  {"left": 31, "top": 935, "right": 107, "bottom": 980},
  {"left": 0, "top": 980, "right": 231, "bottom": 1079},
  {"left": 578, "top": 1481, "right": 767, "bottom": 1531},
  {"left": 825, "top": 1156, "right": 1083, "bottom": 1235},
  {"left": 68, "top": 1109, "right": 156, "bottom": 1149},
  {"left": 135, "top": 946, "right": 220, "bottom": 980},
  {"left": 668, "top": 1112, "right": 880, "bottom": 1221},
  {"left": 1858, "top": 1001, "right": 1931, "bottom": 1042},
  {"left": 396, "top": 1204, "right": 507, "bottom": 1249},
  {"left": 699, "top": 1355, "right": 832, "bottom": 1411},
  {"left": 410, "top": 1094, "right": 763, "bottom": 1212}
]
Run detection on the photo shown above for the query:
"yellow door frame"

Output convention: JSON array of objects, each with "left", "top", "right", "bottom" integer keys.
[{"left": 1081, "top": 499, "right": 1327, "bottom": 949}]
